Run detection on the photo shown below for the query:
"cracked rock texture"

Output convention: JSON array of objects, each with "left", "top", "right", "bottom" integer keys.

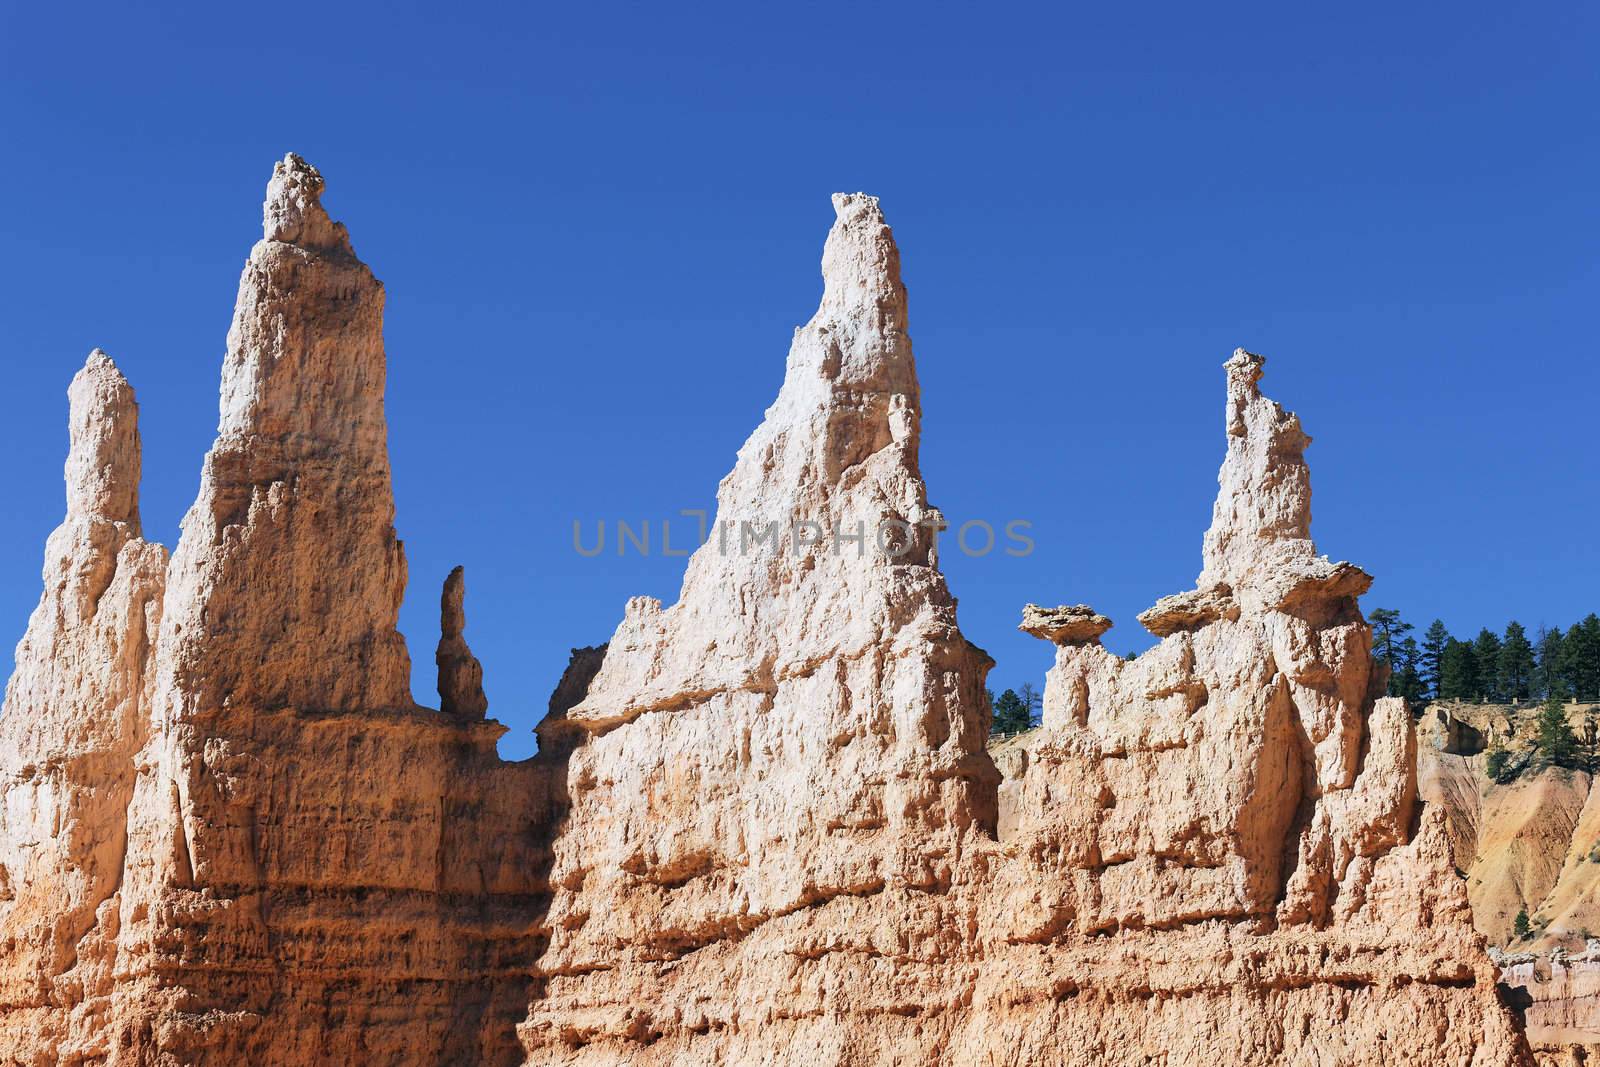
[{"left": 0, "top": 159, "right": 1533, "bottom": 1066}]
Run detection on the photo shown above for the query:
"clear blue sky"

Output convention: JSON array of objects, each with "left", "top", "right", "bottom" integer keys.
[{"left": 2, "top": 3, "right": 1595, "bottom": 758}]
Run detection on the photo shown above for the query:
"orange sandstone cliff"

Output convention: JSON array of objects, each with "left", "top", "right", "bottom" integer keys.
[{"left": 0, "top": 156, "right": 1531, "bottom": 1066}]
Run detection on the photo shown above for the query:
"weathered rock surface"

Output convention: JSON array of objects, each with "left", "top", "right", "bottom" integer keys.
[
  {"left": 982, "top": 351, "right": 1528, "bottom": 1066},
  {"left": 438, "top": 566, "right": 489, "bottom": 718},
  {"left": 0, "top": 157, "right": 549, "bottom": 1066},
  {"left": 0, "top": 351, "right": 167, "bottom": 1062},
  {"left": 1137, "top": 583, "right": 1238, "bottom": 637},
  {"left": 1497, "top": 945, "right": 1600, "bottom": 1059},
  {"left": 1019, "top": 604, "right": 1113, "bottom": 645},
  {"left": 1416, "top": 702, "right": 1600, "bottom": 1056},
  {"left": 0, "top": 161, "right": 1533, "bottom": 1066},
  {"left": 517, "top": 234, "right": 1529, "bottom": 1059},
  {"left": 1416, "top": 701, "right": 1600, "bottom": 951},
  {"left": 519, "top": 192, "right": 1002, "bottom": 1062}
]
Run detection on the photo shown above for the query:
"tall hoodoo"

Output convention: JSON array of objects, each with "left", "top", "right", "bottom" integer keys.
[
  {"left": 550, "top": 192, "right": 958, "bottom": 730},
  {"left": 103, "top": 156, "right": 547, "bottom": 1065},
  {"left": 0, "top": 351, "right": 167, "bottom": 1061},
  {"left": 992, "top": 351, "right": 1528, "bottom": 1065},
  {"left": 1196, "top": 348, "right": 1372, "bottom": 616},
  {"left": 522, "top": 193, "right": 999, "bottom": 1058},
  {"left": 157, "top": 151, "right": 411, "bottom": 719}
]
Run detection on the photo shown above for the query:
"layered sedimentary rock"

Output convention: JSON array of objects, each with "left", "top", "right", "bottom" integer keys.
[
  {"left": 1415, "top": 703, "right": 1600, "bottom": 1058},
  {"left": 1416, "top": 701, "right": 1600, "bottom": 950},
  {"left": 986, "top": 351, "right": 1528, "bottom": 1064},
  {"left": 0, "top": 159, "right": 1535, "bottom": 1065},
  {"left": 0, "top": 352, "right": 167, "bottom": 1060},
  {"left": 0, "top": 157, "right": 548, "bottom": 1066},
  {"left": 521, "top": 192, "right": 1001, "bottom": 1061},
  {"left": 1497, "top": 946, "right": 1600, "bottom": 1052},
  {"left": 518, "top": 213, "right": 1529, "bottom": 1060}
]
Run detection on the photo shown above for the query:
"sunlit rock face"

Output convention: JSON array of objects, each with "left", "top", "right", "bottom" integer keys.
[
  {"left": 0, "top": 157, "right": 550, "bottom": 1067},
  {"left": 0, "top": 159, "right": 1531, "bottom": 1066},
  {"left": 0, "top": 351, "right": 167, "bottom": 1062},
  {"left": 984, "top": 352, "right": 1529, "bottom": 1067},
  {"left": 518, "top": 191, "right": 1002, "bottom": 1061},
  {"left": 517, "top": 210, "right": 1531, "bottom": 1063}
]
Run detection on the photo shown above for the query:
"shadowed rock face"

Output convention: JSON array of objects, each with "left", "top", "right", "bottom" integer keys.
[
  {"left": 0, "top": 160, "right": 1533, "bottom": 1066},
  {"left": 438, "top": 566, "right": 489, "bottom": 719}
]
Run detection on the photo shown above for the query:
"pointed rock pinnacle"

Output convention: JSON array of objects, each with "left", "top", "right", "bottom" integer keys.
[
  {"left": 818, "top": 193, "right": 907, "bottom": 332},
  {"left": 65, "top": 348, "right": 141, "bottom": 530},
  {"left": 1197, "top": 349, "right": 1369, "bottom": 614},
  {"left": 157, "top": 154, "right": 411, "bottom": 716},
  {"left": 437, "top": 566, "right": 488, "bottom": 719}
]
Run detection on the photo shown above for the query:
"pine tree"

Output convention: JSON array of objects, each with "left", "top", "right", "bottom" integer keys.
[
  {"left": 1563, "top": 615, "right": 1600, "bottom": 702},
  {"left": 1485, "top": 739, "right": 1512, "bottom": 783},
  {"left": 1421, "top": 620, "right": 1451, "bottom": 699},
  {"left": 1499, "top": 621, "right": 1536, "bottom": 703},
  {"left": 1439, "top": 639, "right": 1479, "bottom": 701},
  {"left": 1394, "top": 636, "right": 1426, "bottom": 706},
  {"left": 1538, "top": 691, "right": 1580, "bottom": 770},
  {"left": 1474, "top": 629, "right": 1503, "bottom": 702},
  {"left": 1514, "top": 909, "right": 1532, "bottom": 940},
  {"left": 1369, "top": 609, "right": 1411, "bottom": 693},
  {"left": 992, "top": 689, "right": 1030, "bottom": 735},
  {"left": 1018, "top": 682, "right": 1043, "bottom": 727},
  {"left": 1535, "top": 625, "right": 1566, "bottom": 700}
]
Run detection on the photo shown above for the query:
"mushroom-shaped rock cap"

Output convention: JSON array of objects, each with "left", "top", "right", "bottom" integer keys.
[
  {"left": 1137, "top": 584, "right": 1240, "bottom": 638},
  {"left": 1019, "top": 604, "right": 1113, "bottom": 646}
]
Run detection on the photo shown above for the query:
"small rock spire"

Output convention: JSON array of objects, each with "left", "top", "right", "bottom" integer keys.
[
  {"left": 1199, "top": 349, "right": 1316, "bottom": 592},
  {"left": 1186, "top": 348, "right": 1370, "bottom": 618},
  {"left": 262, "top": 152, "right": 350, "bottom": 253},
  {"left": 65, "top": 349, "right": 141, "bottom": 531},
  {"left": 818, "top": 193, "right": 908, "bottom": 336},
  {"left": 436, "top": 566, "right": 487, "bottom": 719}
]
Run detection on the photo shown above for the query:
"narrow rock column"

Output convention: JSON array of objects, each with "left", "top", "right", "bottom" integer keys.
[
  {"left": 153, "top": 152, "right": 413, "bottom": 720},
  {"left": 66, "top": 350, "right": 141, "bottom": 529},
  {"left": 436, "top": 566, "right": 487, "bottom": 718},
  {"left": 0, "top": 351, "right": 166, "bottom": 1051}
]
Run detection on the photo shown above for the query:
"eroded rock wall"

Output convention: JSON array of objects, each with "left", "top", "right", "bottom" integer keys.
[
  {"left": 0, "top": 158, "right": 1534, "bottom": 1066},
  {"left": 984, "top": 351, "right": 1527, "bottom": 1065},
  {"left": 0, "top": 157, "right": 551, "bottom": 1067},
  {"left": 515, "top": 209, "right": 1531, "bottom": 1062}
]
